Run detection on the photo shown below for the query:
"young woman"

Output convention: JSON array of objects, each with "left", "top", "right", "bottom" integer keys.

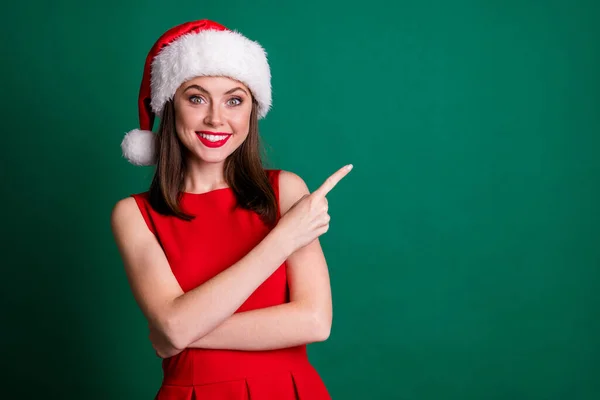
[{"left": 110, "top": 19, "right": 352, "bottom": 399}]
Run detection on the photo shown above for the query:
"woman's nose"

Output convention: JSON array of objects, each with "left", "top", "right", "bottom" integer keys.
[{"left": 204, "top": 104, "right": 223, "bottom": 126}]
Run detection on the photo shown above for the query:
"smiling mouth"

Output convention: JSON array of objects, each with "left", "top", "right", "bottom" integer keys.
[
  {"left": 196, "top": 131, "right": 232, "bottom": 141},
  {"left": 196, "top": 132, "right": 232, "bottom": 148}
]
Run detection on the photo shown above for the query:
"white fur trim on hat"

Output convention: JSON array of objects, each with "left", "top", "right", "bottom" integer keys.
[
  {"left": 121, "top": 129, "right": 156, "bottom": 166},
  {"left": 150, "top": 29, "right": 272, "bottom": 119}
]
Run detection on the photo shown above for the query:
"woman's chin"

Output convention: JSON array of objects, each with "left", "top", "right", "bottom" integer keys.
[{"left": 188, "top": 150, "right": 229, "bottom": 164}]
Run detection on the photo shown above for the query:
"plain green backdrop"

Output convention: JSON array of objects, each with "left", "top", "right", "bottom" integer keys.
[{"left": 2, "top": 0, "right": 599, "bottom": 399}]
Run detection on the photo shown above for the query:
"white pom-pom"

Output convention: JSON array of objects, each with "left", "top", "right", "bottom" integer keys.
[{"left": 121, "top": 129, "right": 157, "bottom": 166}]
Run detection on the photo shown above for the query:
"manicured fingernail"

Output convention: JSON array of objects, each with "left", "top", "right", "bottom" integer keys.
[{"left": 346, "top": 164, "right": 353, "bottom": 170}]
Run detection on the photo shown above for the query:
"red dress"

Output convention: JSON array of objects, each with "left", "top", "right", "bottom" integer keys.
[{"left": 131, "top": 169, "right": 331, "bottom": 399}]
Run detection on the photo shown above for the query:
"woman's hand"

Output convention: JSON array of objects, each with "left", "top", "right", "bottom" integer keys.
[
  {"left": 275, "top": 164, "right": 353, "bottom": 255},
  {"left": 148, "top": 322, "right": 183, "bottom": 359}
]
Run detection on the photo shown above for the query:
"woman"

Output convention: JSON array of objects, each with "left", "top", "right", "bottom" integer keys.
[{"left": 110, "top": 20, "right": 352, "bottom": 399}]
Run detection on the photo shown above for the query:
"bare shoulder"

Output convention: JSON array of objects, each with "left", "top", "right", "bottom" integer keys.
[
  {"left": 110, "top": 197, "right": 137, "bottom": 227},
  {"left": 110, "top": 196, "right": 147, "bottom": 240},
  {"left": 278, "top": 170, "right": 310, "bottom": 216}
]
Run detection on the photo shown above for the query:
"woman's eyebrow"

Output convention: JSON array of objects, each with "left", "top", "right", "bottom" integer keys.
[
  {"left": 225, "top": 87, "right": 248, "bottom": 95},
  {"left": 183, "top": 84, "right": 248, "bottom": 95}
]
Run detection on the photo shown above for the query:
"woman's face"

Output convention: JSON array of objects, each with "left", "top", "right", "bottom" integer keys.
[{"left": 173, "top": 76, "right": 253, "bottom": 163}]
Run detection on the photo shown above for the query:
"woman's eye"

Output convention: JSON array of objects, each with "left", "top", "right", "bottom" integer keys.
[
  {"left": 227, "top": 98, "right": 242, "bottom": 106},
  {"left": 189, "top": 95, "right": 205, "bottom": 104}
]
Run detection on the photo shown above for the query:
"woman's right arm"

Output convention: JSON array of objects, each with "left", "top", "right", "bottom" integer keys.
[{"left": 110, "top": 197, "right": 292, "bottom": 351}]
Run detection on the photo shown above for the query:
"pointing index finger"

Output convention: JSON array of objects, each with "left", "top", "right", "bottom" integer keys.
[{"left": 313, "top": 164, "right": 353, "bottom": 198}]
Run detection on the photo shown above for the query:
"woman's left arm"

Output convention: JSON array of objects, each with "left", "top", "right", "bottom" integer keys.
[{"left": 184, "top": 170, "right": 333, "bottom": 351}]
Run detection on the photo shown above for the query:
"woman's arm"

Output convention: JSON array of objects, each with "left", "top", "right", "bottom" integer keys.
[
  {"left": 111, "top": 197, "right": 293, "bottom": 351},
  {"left": 186, "top": 170, "right": 333, "bottom": 351}
]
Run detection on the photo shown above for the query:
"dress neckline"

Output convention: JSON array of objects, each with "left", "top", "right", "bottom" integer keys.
[{"left": 180, "top": 187, "right": 232, "bottom": 196}]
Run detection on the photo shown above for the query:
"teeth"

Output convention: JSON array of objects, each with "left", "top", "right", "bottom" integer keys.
[{"left": 199, "top": 133, "right": 228, "bottom": 142}]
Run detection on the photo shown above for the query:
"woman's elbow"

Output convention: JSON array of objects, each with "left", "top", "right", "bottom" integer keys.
[
  {"left": 315, "top": 323, "right": 331, "bottom": 342},
  {"left": 313, "top": 310, "right": 332, "bottom": 342},
  {"left": 162, "top": 315, "right": 189, "bottom": 350}
]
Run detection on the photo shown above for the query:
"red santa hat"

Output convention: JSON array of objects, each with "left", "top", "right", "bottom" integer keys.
[{"left": 121, "top": 19, "right": 272, "bottom": 166}]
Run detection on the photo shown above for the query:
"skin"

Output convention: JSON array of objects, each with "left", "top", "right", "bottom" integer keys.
[
  {"left": 111, "top": 76, "right": 353, "bottom": 359},
  {"left": 173, "top": 75, "right": 254, "bottom": 193}
]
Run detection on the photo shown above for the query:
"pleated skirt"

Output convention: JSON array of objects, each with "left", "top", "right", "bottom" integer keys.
[{"left": 154, "top": 346, "right": 330, "bottom": 399}]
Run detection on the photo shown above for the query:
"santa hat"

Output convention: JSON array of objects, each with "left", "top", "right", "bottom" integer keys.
[{"left": 121, "top": 19, "right": 272, "bottom": 166}]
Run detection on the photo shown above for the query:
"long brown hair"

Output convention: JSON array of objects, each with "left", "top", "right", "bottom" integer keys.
[{"left": 147, "top": 98, "right": 278, "bottom": 227}]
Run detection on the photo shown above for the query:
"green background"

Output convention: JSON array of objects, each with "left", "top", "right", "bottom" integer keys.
[{"left": 2, "top": 0, "right": 599, "bottom": 399}]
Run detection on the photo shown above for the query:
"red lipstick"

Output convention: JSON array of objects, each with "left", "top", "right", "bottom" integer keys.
[{"left": 196, "top": 131, "right": 232, "bottom": 148}]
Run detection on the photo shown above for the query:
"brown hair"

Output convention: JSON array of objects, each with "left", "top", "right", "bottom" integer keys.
[{"left": 147, "top": 98, "right": 278, "bottom": 227}]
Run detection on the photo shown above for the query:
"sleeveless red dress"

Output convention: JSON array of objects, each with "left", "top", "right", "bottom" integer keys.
[{"left": 131, "top": 169, "right": 331, "bottom": 399}]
